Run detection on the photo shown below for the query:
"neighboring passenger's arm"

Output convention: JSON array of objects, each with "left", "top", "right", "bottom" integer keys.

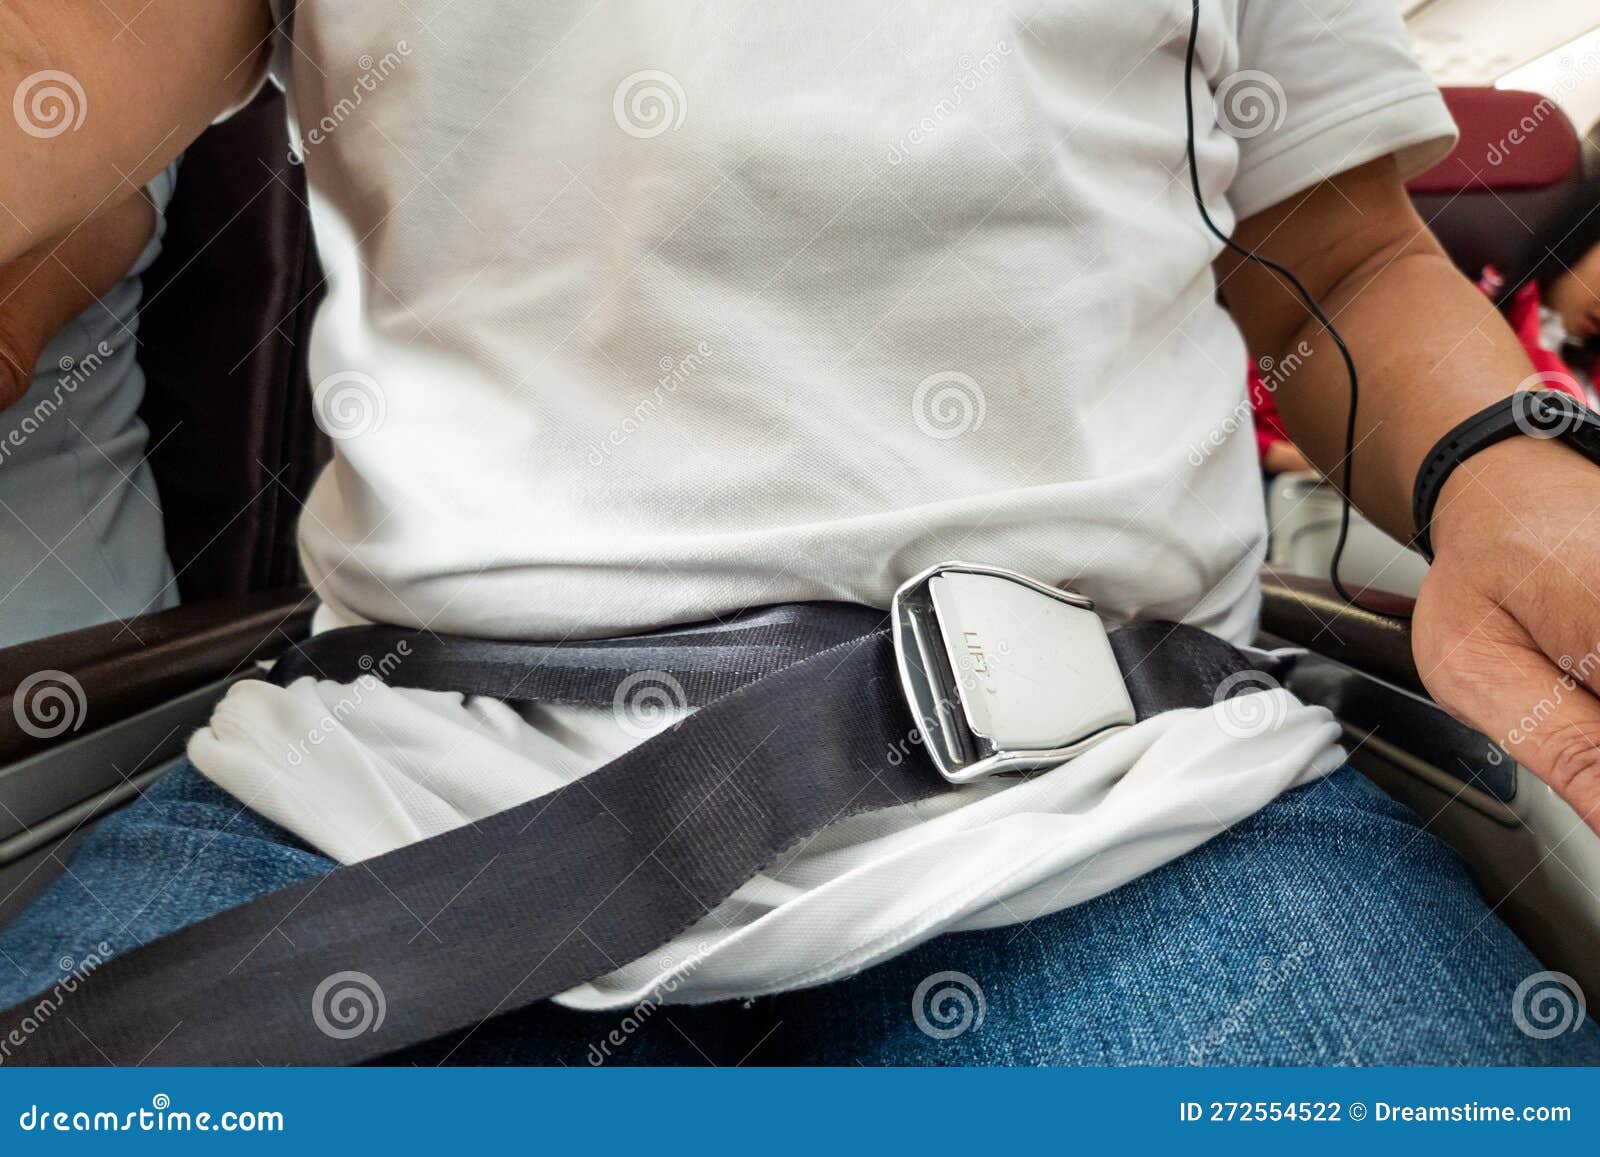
[
  {"left": 1261, "top": 442, "right": 1312, "bottom": 477},
  {"left": 1222, "top": 155, "right": 1600, "bottom": 834},
  {"left": 0, "top": 191, "right": 155, "bottom": 408},
  {"left": 0, "top": 0, "right": 270, "bottom": 265}
]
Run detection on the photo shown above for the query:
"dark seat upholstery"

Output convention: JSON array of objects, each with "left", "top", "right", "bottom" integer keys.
[{"left": 137, "top": 89, "right": 328, "bottom": 602}]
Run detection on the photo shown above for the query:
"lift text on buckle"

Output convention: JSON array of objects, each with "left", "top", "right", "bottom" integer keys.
[{"left": 891, "top": 562, "right": 1136, "bottom": 784}]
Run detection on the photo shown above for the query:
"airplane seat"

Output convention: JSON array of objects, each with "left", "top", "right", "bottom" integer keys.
[
  {"left": 1408, "top": 86, "right": 1586, "bottom": 279},
  {"left": 138, "top": 89, "right": 331, "bottom": 603},
  {"left": 1265, "top": 471, "right": 1431, "bottom": 597},
  {"left": 0, "top": 89, "right": 1594, "bottom": 1006}
]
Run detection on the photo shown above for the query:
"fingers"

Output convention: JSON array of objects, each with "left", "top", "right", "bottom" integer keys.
[
  {"left": 1496, "top": 659, "right": 1600, "bottom": 833},
  {"left": 1415, "top": 583, "right": 1600, "bottom": 834}
]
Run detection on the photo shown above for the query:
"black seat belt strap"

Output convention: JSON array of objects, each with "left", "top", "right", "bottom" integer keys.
[
  {"left": 0, "top": 607, "right": 1260, "bottom": 1066},
  {"left": 266, "top": 601, "right": 889, "bottom": 708}
]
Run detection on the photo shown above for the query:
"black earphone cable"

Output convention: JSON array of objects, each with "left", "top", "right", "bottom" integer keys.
[{"left": 1182, "top": 0, "right": 1409, "bottom": 620}]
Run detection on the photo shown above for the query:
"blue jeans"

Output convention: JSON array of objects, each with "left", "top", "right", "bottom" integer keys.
[{"left": 2, "top": 760, "right": 1597, "bottom": 1065}]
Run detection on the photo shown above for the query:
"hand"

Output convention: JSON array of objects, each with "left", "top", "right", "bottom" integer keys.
[
  {"left": 1263, "top": 441, "right": 1316, "bottom": 476},
  {"left": 1413, "top": 436, "right": 1600, "bottom": 834}
]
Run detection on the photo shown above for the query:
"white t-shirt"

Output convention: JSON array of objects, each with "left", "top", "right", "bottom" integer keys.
[
  {"left": 263, "top": 0, "right": 1455, "bottom": 644},
  {"left": 190, "top": 0, "right": 1455, "bottom": 1006}
]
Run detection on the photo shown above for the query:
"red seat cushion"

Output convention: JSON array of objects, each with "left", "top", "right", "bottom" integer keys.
[{"left": 1407, "top": 87, "right": 1584, "bottom": 277}]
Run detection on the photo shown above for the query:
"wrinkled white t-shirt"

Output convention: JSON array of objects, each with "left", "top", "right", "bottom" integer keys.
[
  {"left": 192, "top": 0, "right": 1454, "bottom": 1006},
  {"left": 261, "top": 0, "right": 1455, "bottom": 644},
  {"left": 191, "top": 675, "right": 1345, "bottom": 1008}
]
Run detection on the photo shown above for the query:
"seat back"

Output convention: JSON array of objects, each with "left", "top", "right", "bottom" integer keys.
[
  {"left": 1407, "top": 86, "right": 1586, "bottom": 277},
  {"left": 136, "top": 90, "right": 328, "bottom": 603}
]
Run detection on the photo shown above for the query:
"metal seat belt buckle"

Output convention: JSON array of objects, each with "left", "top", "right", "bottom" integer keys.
[{"left": 890, "top": 562, "right": 1137, "bottom": 784}]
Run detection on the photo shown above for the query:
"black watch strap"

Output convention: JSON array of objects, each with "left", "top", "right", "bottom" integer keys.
[{"left": 1412, "top": 389, "right": 1600, "bottom": 562}]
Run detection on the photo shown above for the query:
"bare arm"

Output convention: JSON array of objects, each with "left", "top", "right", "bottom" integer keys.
[
  {"left": 1218, "top": 156, "right": 1535, "bottom": 540},
  {"left": 1223, "top": 155, "right": 1600, "bottom": 833},
  {"left": 0, "top": 189, "right": 155, "bottom": 407},
  {"left": 0, "top": 0, "right": 271, "bottom": 264}
]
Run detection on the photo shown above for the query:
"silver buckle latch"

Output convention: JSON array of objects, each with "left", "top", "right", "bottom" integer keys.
[{"left": 891, "top": 562, "right": 1136, "bottom": 784}]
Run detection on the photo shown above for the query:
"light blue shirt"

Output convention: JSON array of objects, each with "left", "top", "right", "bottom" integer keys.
[{"left": 0, "top": 163, "right": 180, "bottom": 646}]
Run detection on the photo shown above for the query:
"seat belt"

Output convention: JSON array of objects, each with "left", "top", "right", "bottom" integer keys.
[{"left": 0, "top": 565, "right": 1268, "bottom": 1066}]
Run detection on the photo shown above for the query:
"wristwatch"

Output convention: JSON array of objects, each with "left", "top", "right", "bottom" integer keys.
[{"left": 1412, "top": 389, "right": 1600, "bottom": 562}]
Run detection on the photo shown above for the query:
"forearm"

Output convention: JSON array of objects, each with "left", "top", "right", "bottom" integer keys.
[
  {"left": 1268, "top": 247, "right": 1536, "bottom": 543},
  {"left": 1221, "top": 156, "right": 1555, "bottom": 549}
]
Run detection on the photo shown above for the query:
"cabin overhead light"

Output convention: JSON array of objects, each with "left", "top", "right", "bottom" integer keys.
[{"left": 1496, "top": 23, "right": 1600, "bottom": 98}]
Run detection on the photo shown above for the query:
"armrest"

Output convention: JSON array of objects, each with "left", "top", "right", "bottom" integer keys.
[
  {"left": 0, "top": 587, "right": 314, "bottom": 765},
  {"left": 1259, "top": 566, "right": 1422, "bottom": 696},
  {"left": 1260, "top": 567, "right": 1515, "bottom": 801}
]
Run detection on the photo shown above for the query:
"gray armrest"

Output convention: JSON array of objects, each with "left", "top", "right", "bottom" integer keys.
[{"left": 1259, "top": 565, "right": 1421, "bottom": 695}]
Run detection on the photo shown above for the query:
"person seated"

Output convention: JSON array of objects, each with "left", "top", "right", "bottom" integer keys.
[
  {"left": 1487, "top": 194, "right": 1600, "bottom": 399},
  {"left": 0, "top": 164, "right": 180, "bottom": 646},
  {"left": 2, "top": 1, "right": 1599, "bottom": 1066}
]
